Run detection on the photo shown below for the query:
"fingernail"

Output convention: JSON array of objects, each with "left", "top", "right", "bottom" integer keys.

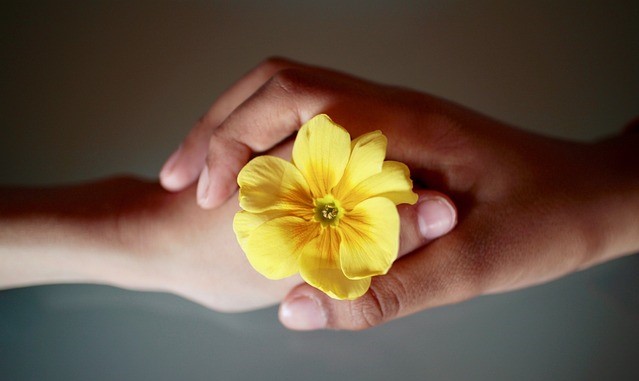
[
  {"left": 280, "top": 296, "right": 327, "bottom": 330},
  {"left": 160, "top": 146, "right": 182, "bottom": 178},
  {"left": 417, "top": 197, "right": 456, "bottom": 239},
  {"left": 196, "top": 165, "right": 210, "bottom": 207}
]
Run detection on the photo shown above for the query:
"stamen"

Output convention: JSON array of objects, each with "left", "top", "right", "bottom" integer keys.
[
  {"left": 322, "top": 205, "right": 338, "bottom": 220},
  {"left": 314, "top": 195, "right": 343, "bottom": 226}
]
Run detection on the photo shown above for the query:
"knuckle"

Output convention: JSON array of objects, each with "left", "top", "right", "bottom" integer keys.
[
  {"left": 205, "top": 134, "right": 226, "bottom": 161},
  {"left": 183, "top": 123, "right": 209, "bottom": 150},
  {"left": 349, "top": 274, "right": 406, "bottom": 330},
  {"left": 269, "top": 68, "right": 311, "bottom": 96},
  {"left": 258, "top": 56, "right": 296, "bottom": 74},
  {"left": 194, "top": 113, "right": 217, "bottom": 130}
]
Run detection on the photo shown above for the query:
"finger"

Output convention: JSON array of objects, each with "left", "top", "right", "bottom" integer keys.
[
  {"left": 196, "top": 68, "right": 333, "bottom": 208},
  {"left": 398, "top": 190, "right": 457, "bottom": 258},
  {"left": 279, "top": 240, "right": 473, "bottom": 331},
  {"left": 159, "top": 57, "right": 306, "bottom": 191},
  {"left": 278, "top": 191, "right": 459, "bottom": 331},
  {"left": 194, "top": 65, "right": 453, "bottom": 209}
]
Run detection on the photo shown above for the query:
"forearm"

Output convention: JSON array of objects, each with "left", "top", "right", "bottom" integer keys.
[
  {"left": 0, "top": 179, "right": 157, "bottom": 290},
  {"left": 0, "top": 176, "right": 302, "bottom": 312}
]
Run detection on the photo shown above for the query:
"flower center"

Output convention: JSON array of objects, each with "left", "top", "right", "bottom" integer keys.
[
  {"left": 321, "top": 205, "right": 338, "bottom": 220},
  {"left": 314, "top": 195, "right": 344, "bottom": 227}
]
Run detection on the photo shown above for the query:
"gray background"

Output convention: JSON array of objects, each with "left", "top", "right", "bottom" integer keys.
[{"left": 1, "top": 1, "right": 638, "bottom": 380}]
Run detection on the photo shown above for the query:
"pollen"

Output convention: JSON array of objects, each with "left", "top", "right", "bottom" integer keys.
[
  {"left": 321, "top": 205, "right": 338, "bottom": 220},
  {"left": 314, "top": 195, "right": 344, "bottom": 226}
]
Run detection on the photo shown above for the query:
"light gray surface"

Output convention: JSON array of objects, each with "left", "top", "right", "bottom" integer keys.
[
  {"left": 1, "top": 1, "right": 638, "bottom": 380},
  {"left": 1, "top": 258, "right": 638, "bottom": 381}
]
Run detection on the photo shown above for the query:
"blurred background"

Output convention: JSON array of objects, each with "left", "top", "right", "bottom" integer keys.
[{"left": 1, "top": 1, "right": 638, "bottom": 380}]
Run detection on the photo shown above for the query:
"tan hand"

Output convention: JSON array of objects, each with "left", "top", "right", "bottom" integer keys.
[{"left": 159, "top": 57, "right": 639, "bottom": 330}]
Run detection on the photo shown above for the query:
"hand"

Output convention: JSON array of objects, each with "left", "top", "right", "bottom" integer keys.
[
  {"left": 0, "top": 176, "right": 456, "bottom": 312},
  {"left": 147, "top": 135, "right": 456, "bottom": 311},
  {"left": 160, "top": 57, "right": 639, "bottom": 330},
  {"left": 114, "top": 178, "right": 307, "bottom": 312},
  {"left": 0, "top": 177, "right": 299, "bottom": 311}
]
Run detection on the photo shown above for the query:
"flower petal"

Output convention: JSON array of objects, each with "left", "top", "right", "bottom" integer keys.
[
  {"left": 292, "top": 114, "right": 351, "bottom": 198},
  {"left": 339, "top": 197, "right": 399, "bottom": 279},
  {"left": 342, "top": 161, "right": 418, "bottom": 209},
  {"left": 238, "top": 155, "right": 313, "bottom": 216},
  {"left": 299, "top": 227, "right": 371, "bottom": 300},
  {"left": 235, "top": 215, "right": 319, "bottom": 279},
  {"left": 233, "top": 210, "right": 283, "bottom": 247},
  {"left": 333, "top": 130, "right": 387, "bottom": 200}
]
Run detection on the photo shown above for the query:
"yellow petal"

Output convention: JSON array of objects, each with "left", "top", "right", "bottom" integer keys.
[
  {"left": 236, "top": 215, "right": 319, "bottom": 279},
  {"left": 342, "top": 161, "right": 418, "bottom": 209},
  {"left": 233, "top": 210, "right": 284, "bottom": 247},
  {"left": 333, "top": 130, "right": 387, "bottom": 200},
  {"left": 298, "top": 227, "right": 371, "bottom": 300},
  {"left": 238, "top": 155, "right": 313, "bottom": 216},
  {"left": 292, "top": 114, "right": 351, "bottom": 198},
  {"left": 338, "top": 197, "right": 399, "bottom": 279}
]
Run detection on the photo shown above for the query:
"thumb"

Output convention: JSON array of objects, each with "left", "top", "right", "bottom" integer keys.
[
  {"left": 397, "top": 190, "right": 457, "bottom": 259},
  {"left": 278, "top": 190, "right": 457, "bottom": 331}
]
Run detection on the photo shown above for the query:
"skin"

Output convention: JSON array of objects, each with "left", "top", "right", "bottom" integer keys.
[
  {"left": 0, "top": 152, "right": 454, "bottom": 313},
  {"left": 0, "top": 179, "right": 303, "bottom": 312},
  {"left": 159, "top": 57, "right": 639, "bottom": 330}
]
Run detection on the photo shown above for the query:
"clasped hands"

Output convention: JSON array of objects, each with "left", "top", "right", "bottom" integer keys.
[
  {"left": 147, "top": 57, "right": 639, "bottom": 330},
  {"left": 5, "top": 58, "right": 635, "bottom": 331}
]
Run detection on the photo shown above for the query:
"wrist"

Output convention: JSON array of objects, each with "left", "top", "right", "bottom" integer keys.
[{"left": 580, "top": 135, "right": 639, "bottom": 266}]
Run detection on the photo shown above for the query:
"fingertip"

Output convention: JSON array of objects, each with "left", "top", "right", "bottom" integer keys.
[
  {"left": 397, "top": 190, "right": 457, "bottom": 258},
  {"left": 159, "top": 147, "right": 187, "bottom": 191},
  {"left": 160, "top": 172, "right": 188, "bottom": 192},
  {"left": 196, "top": 163, "right": 240, "bottom": 209},
  {"left": 159, "top": 145, "right": 206, "bottom": 192},
  {"left": 279, "top": 285, "right": 329, "bottom": 331},
  {"left": 416, "top": 194, "right": 457, "bottom": 240}
]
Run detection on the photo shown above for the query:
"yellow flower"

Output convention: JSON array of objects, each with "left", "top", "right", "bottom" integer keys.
[{"left": 233, "top": 114, "right": 418, "bottom": 300}]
